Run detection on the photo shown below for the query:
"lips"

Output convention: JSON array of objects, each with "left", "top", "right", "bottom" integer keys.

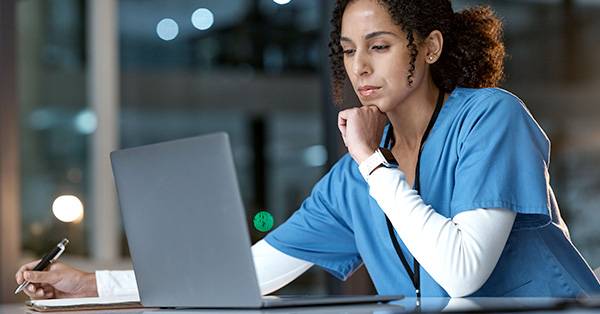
[{"left": 357, "top": 85, "right": 381, "bottom": 97}]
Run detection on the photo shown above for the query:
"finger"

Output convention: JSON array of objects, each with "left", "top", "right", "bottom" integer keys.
[
  {"left": 16, "top": 271, "right": 22, "bottom": 285},
  {"left": 38, "top": 284, "right": 56, "bottom": 299},
  {"left": 40, "top": 282, "right": 61, "bottom": 299},
  {"left": 29, "top": 283, "right": 36, "bottom": 292},
  {"left": 365, "top": 105, "right": 383, "bottom": 113},
  {"left": 47, "top": 262, "right": 65, "bottom": 271},
  {"left": 337, "top": 118, "right": 346, "bottom": 134},
  {"left": 337, "top": 127, "right": 347, "bottom": 145},
  {"left": 21, "top": 259, "right": 42, "bottom": 271},
  {"left": 16, "top": 260, "right": 41, "bottom": 284},
  {"left": 40, "top": 283, "right": 56, "bottom": 294},
  {"left": 337, "top": 113, "right": 347, "bottom": 144},
  {"left": 24, "top": 270, "right": 59, "bottom": 285},
  {"left": 23, "top": 284, "right": 38, "bottom": 298},
  {"left": 337, "top": 111, "right": 347, "bottom": 127},
  {"left": 338, "top": 108, "right": 354, "bottom": 121},
  {"left": 35, "top": 287, "right": 46, "bottom": 298}
]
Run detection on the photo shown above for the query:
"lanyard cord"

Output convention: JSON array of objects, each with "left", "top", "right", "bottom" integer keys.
[{"left": 383, "top": 88, "right": 445, "bottom": 299}]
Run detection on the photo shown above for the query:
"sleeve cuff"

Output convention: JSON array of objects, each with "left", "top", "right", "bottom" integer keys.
[
  {"left": 358, "top": 150, "right": 382, "bottom": 179},
  {"left": 95, "top": 270, "right": 139, "bottom": 298}
]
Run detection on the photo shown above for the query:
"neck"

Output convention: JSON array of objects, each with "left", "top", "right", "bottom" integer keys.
[{"left": 387, "top": 81, "right": 444, "bottom": 151}]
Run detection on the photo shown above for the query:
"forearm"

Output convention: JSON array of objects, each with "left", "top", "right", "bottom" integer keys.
[
  {"left": 364, "top": 166, "right": 516, "bottom": 297},
  {"left": 252, "top": 239, "right": 313, "bottom": 295}
]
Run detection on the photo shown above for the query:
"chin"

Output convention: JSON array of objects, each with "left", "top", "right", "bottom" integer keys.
[{"left": 360, "top": 99, "right": 391, "bottom": 113}]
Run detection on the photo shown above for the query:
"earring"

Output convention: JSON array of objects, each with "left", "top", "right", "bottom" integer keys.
[{"left": 428, "top": 55, "right": 435, "bottom": 61}]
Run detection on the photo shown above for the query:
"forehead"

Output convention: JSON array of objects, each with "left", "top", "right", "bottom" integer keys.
[{"left": 341, "top": 0, "right": 399, "bottom": 37}]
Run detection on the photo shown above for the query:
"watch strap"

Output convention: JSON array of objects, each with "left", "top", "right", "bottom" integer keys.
[{"left": 358, "top": 148, "right": 398, "bottom": 179}]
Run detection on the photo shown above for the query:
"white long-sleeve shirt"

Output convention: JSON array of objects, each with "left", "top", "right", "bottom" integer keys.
[
  {"left": 95, "top": 240, "right": 313, "bottom": 298},
  {"left": 362, "top": 166, "right": 515, "bottom": 297},
  {"left": 97, "top": 167, "right": 515, "bottom": 298}
]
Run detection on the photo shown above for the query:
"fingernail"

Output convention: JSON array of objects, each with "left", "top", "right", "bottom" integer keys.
[{"left": 28, "top": 285, "right": 35, "bottom": 292}]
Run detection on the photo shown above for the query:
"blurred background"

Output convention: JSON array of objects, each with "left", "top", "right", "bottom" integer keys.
[{"left": 1, "top": 0, "right": 600, "bottom": 303}]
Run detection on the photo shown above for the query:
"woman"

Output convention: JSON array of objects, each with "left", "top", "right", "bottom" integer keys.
[{"left": 16, "top": 0, "right": 600, "bottom": 299}]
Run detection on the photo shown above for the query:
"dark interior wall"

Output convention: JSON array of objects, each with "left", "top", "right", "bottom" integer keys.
[{"left": 0, "top": 0, "right": 20, "bottom": 304}]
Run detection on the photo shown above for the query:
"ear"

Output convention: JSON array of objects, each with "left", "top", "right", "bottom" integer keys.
[{"left": 424, "top": 30, "right": 444, "bottom": 64}]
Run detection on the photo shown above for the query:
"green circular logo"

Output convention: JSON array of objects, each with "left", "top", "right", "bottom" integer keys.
[{"left": 253, "top": 211, "right": 274, "bottom": 232}]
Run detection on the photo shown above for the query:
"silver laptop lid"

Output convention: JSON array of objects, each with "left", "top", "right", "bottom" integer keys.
[{"left": 111, "top": 133, "right": 262, "bottom": 308}]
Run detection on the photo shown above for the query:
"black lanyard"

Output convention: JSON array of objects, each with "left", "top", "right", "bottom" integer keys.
[{"left": 383, "top": 89, "right": 445, "bottom": 299}]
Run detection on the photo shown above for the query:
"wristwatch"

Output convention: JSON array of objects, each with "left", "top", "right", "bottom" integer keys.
[{"left": 358, "top": 147, "right": 399, "bottom": 178}]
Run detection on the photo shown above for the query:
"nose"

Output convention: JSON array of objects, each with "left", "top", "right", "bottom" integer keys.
[{"left": 351, "top": 50, "right": 372, "bottom": 78}]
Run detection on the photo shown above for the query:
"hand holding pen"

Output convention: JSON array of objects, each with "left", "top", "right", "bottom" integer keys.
[
  {"left": 15, "top": 239, "right": 99, "bottom": 299},
  {"left": 15, "top": 238, "right": 69, "bottom": 295}
]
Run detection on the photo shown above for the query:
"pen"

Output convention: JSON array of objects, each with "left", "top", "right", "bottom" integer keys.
[{"left": 14, "top": 238, "right": 69, "bottom": 295}]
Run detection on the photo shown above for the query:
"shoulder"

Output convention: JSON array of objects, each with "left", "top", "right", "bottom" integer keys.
[
  {"left": 451, "top": 87, "right": 545, "bottom": 135},
  {"left": 450, "top": 87, "right": 550, "bottom": 155},
  {"left": 452, "top": 87, "right": 531, "bottom": 119}
]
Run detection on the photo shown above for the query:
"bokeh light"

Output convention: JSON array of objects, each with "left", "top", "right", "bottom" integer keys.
[
  {"left": 74, "top": 109, "right": 97, "bottom": 134},
  {"left": 302, "top": 145, "right": 327, "bottom": 167},
  {"left": 191, "top": 8, "right": 214, "bottom": 30},
  {"left": 52, "top": 195, "right": 84, "bottom": 223},
  {"left": 156, "top": 18, "right": 179, "bottom": 41}
]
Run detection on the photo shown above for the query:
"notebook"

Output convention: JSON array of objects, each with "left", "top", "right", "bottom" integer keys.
[{"left": 26, "top": 295, "right": 142, "bottom": 312}]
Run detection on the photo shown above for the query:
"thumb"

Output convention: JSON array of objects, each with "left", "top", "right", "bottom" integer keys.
[{"left": 25, "top": 271, "right": 59, "bottom": 285}]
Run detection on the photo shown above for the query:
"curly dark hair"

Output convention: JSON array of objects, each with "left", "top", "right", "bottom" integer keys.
[{"left": 328, "top": 0, "right": 506, "bottom": 105}]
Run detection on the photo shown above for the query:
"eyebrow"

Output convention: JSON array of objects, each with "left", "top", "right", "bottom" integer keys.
[{"left": 340, "top": 31, "right": 399, "bottom": 43}]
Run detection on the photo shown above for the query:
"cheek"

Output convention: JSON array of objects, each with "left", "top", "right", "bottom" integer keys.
[
  {"left": 387, "top": 56, "right": 427, "bottom": 91},
  {"left": 379, "top": 56, "right": 411, "bottom": 89},
  {"left": 373, "top": 57, "right": 415, "bottom": 109},
  {"left": 343, "top": 59, "right": 357, "bottom": 87}
]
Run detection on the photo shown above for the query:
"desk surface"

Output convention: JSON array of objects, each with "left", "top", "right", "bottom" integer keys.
[{"left": 3, "top": 297, "right": 600, "bottom": 314}]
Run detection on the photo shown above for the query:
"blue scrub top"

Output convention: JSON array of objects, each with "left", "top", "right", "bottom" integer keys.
[{"left": 265, "top": 87, "right": 600, "bottom": 297}]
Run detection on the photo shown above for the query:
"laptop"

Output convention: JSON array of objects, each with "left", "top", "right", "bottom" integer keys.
[{"left": 110, "top": 132, "right": 403, "bottom": 308}]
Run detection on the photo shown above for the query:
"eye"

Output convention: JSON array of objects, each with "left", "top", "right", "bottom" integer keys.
[
  {"left": 371, "top": 44, "right": 390, "bottom": 51},
  {"left": 342, "top": 48, "right": 356, "bottom": 56}
]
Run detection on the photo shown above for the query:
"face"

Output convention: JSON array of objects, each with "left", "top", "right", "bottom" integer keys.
[{"left": 340, "top": 0, "right": 430, "bottom": 112}]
